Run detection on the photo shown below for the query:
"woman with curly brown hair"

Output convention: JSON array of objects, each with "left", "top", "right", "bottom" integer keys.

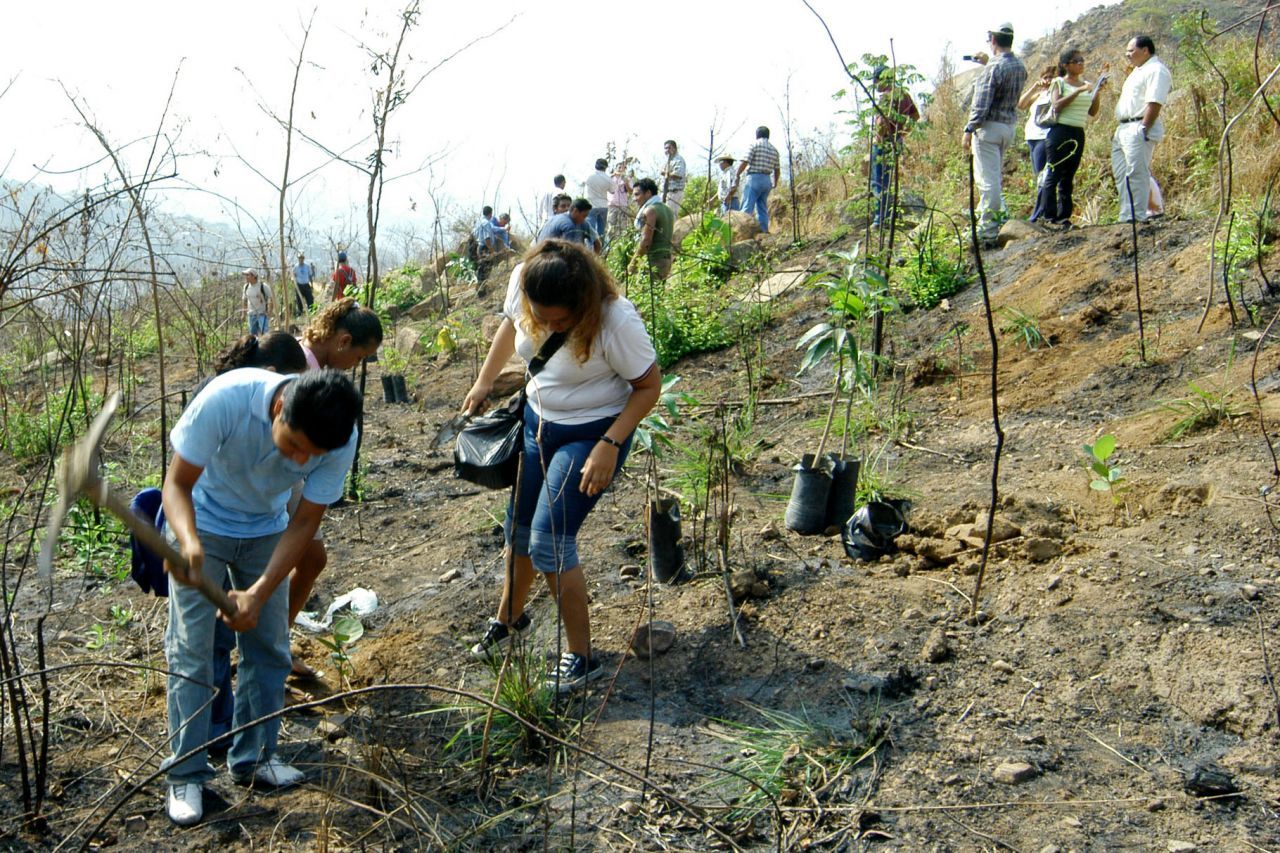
[
  {"left": 285, "top": 299, "right": 383, "bottom": 675},
  {"left": 299, "top": 297, "right": 383, "bottom": 371},
  {"left": 462, "top": 239, "right": 661, "bottom": 692}
]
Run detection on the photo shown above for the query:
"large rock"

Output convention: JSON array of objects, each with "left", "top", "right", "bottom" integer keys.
[
  {"left": 394, "top": 326, "right": 424, "bottom": 356},
  {"left": 480, "top": 313, "right": 505, "bottom": 341},
  {"left": 724, "top": 210, "right": 763, "bottom": 241},
  {"left": 729, "top": 239, "right": 763, "bottom": 270},
  {"left": 671, "top": 214, "right": 700, "bottom": 248},
  {"left": 492, "top": 356, "right": 527, "bottom": 397},
  {"left": 405, "top": 289, "right": 447, "bottom": 320},
  {"left": 997, "top": 219, "right": 1042, "bottom": 247}
]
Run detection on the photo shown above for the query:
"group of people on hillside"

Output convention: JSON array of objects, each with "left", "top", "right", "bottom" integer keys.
[
  {"left": 961, "top": 22, "right": 1172, "bottom": 246},
  {"left": 241, "top": 251, "right": 360, "bottom": 336}
]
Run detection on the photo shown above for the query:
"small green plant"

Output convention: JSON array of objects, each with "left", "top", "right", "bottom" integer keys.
[
  {"left": 425, "top": 647, "right": 573, "bottom": 767},
  {"left": 444, "top": 253, "right": 478, "bottom": 287},
  {"left": 634, "top": 375, "right": 696, "bottom": 455},
  {"left": 702, "top": 702, "right": 885, "bottom": 822},
  {"left": 998, "top": 307, "right": 1047, "bottom": 351},
  {"left": 379, "top": 345, "right": 409, "bottom": 375},
  {"left": 374, "top": 262, "right": 426, "bottom": 313},
  {"left": 109, "top": 605, "right": 134, "bottom": 629},
  {"left": 64, "top": 502, "right": 130, "bottom": 581},
  {"left": 1082, "top": 434, "right": 1127, "bottom": 499},
  {"left": 1160, "top": 380, "right": 1245, "bottom": 439},
  {"left": 315, "top": 615, "right": 364, "bottom": 682},
  {"left": 85, "top": 623, "right": 116, "bottom": 651},
  {"left": 902, "top": 227, "right": 969, "bottom": 310}
]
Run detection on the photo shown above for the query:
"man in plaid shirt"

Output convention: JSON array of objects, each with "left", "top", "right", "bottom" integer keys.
[
  {"left": 735, "top": 126, "right": 782, "bottom": 233},
  {"left": 962, "top": 23, "right": 1028, "bottom": 245}
]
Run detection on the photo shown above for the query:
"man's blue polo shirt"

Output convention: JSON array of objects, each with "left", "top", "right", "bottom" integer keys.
[
  {"left": 170, "top": 369, "right": 358, "bottom": 538},
  {"left": 537, "top": 212, "right": 598, "bottom": 245}
]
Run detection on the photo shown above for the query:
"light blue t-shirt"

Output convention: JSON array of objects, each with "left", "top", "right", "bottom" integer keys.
[
  {"left": 537, "top": 212, "right": 598, "bottom": 246},
  {"left": 294, "top": 262, "right": 314, "bottom": 285},
  {"left": 170, "top": 369, "right": 358, "bottom": 537}
]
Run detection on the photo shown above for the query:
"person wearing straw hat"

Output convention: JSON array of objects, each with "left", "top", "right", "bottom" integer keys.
[{"left": 715, "top": 155, "right": 739, "bottom": 213}]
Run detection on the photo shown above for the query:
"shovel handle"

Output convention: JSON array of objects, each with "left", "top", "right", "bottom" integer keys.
[{"left": 98, "top": 490, "right": 239, "bottom": 619}]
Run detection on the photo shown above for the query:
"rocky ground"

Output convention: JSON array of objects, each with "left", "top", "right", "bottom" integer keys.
[{"left": 3, "top": 215, "right": 1279, "bottom": 851}]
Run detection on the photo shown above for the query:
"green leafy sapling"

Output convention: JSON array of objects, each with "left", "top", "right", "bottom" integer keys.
[{"left": 1082, "top": 434, "right": 1126, "bottom": 500}]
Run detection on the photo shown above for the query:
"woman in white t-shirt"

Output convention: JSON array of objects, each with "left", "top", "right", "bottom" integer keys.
[
  {"left": 462, "top": 240, "right": 661, "bottom": 693},
  {"left": 1018, "top": 64, "right": 1058, "bottom": 222}
]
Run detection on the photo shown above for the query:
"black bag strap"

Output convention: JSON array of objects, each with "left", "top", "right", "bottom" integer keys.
[{"left": 527, "top": 331, "right": 567, "bottom": 378}]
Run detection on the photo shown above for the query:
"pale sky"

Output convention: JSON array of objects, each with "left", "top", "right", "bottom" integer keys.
[{"left": 3, "top": 0, "right": 1113, "bottom": 252}]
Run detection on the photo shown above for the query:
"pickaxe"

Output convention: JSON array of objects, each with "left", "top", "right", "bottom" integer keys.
[{"left": 39, "top": 391, "right": 238, "bottom": 618}]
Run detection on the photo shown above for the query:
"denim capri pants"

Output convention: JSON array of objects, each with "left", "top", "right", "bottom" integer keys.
[{"left": 506, "top": 403, "right": 632, "bottom": 573}]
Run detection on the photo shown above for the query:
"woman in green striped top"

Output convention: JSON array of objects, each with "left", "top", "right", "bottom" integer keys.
[{"left": 1038, "top": 48, "right": 1109, "bottom": 229}]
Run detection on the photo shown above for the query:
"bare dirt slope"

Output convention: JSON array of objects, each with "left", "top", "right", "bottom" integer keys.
[{"left": 7, "top": 216, "right": 1280, "bottom": 850}]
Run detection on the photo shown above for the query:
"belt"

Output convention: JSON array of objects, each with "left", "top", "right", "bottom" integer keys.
[{"left": 1119, "top": 116, "right": 1144, "bottom": 123}]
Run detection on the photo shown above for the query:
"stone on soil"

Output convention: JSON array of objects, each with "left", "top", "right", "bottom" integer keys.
[
  {"left": 631, "top": 620, "right": 676, "bottom": 658},
  {"left": 972, "top": 513, "right": 1021, "bottom": 543},
  {"left": 920, "top": 628, "right": 951, "bottom": 663},
  {"left": 992, "top": 760, "right": 1037, "bottom": 784}
]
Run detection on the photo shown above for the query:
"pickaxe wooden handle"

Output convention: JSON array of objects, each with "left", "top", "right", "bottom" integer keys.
[
  {"left": 93, "top": 485, "right": 239, "bottom": 619},
  {"left": 41, "top": 391, "right": 238, "bottom": 619}
]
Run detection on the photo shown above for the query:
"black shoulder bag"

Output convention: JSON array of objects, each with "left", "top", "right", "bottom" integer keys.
[{"left": 453, "top": 331, "right": 567, "bottom": 489}]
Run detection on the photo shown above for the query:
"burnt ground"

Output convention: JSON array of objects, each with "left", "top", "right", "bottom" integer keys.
[{"left": 3, "top": 216, "right": 1280, "bottom": 851}]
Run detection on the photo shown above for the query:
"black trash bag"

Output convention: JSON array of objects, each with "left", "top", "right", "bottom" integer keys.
[
  {"left": 453, "top": 396, "right": 523, "bottom": 490},
  {"left": 842, "top": 501, "right": 908, "bottom": 561},
  {"left": 648, "top": 498, "right": 687, "bottom": 584}
]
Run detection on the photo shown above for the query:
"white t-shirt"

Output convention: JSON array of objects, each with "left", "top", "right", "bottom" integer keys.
[
  {"left": 502, "top": 264, "right": 657, "bottom": 424},
  {"left": 243, "top": 280, "right": 272, "bottom": 314},
  {"left": 1024, "top": 91, "right": 1050, "bottom": 142},
  {"left": 584, "top": 170, "right": 613, "bottom": 208},
  {"left": 1115, "top": 56, "right": 1172, "bottom": 141}
]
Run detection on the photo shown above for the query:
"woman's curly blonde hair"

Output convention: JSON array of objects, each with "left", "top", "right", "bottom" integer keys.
[{"left": 302, "top": 298, "right": 383, "bottom": 348}]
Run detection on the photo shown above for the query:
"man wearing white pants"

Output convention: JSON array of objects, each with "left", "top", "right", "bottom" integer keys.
[
  {"left": 962, "top": 23, "right": 1027, "bottom": 247},
  {"left": 1111, "top": 35, "right": 1172, "bottom": 224}
]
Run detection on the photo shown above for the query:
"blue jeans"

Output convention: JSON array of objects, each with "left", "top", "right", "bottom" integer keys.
[
  {"left": 740, "top": 173, "right": 773, "bottom": 233},
  {"left": 586, "top": 208, "right": 606, "bottom": 245},
  {"left": 870, "top": 142, "right": 896, "bottom": 224},
  {"left": 248, "top": 312, "right": 269, "bottom": 336},
  {"left": 1028, "top": 138, "right": 1048, "bottom": 221},
  {"left": 506, "top": 405, "right": 632, "bottom": 573},
  {"left": 164, "top": 529, "right": 289, "bottom": 784},
  {"left": 721, "top": 198, "right": 741, "bottom": 214}
]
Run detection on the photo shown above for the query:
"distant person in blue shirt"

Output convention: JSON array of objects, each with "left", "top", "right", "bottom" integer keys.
[
  {"left": 492, "top": 212, "right": 513, "bottom": 250},
  {"left": 292, "top": 254, "right": 316, "bottom": 314},
  {"left": 537, "top": 198, "right": 602, "bottom": 254},
  {"left": 160, "top": 368, "right": 360, "bottom": 827},
  {"left": 473, "top": 206, "right": 498, "bottom": 256}
]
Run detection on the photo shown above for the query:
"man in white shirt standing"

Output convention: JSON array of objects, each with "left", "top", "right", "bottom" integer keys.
[
  {"left": 583, "top": 159, "right": 613, "bottom": 244},
  {"left": 1111, "top": 35, "right": 1172, "bottom": 224}
]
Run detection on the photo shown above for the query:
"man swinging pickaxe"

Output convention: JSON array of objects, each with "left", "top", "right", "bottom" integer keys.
[{"left": 38, "top": 392, "right": 237, "bottom": 617}]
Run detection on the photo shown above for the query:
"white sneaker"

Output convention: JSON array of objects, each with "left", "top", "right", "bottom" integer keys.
[
  {"left": 166, "top": 783, "right": 203, "bottom": 826},
  {"left": 231, "top": 757, "right": 304, "bottom": 788}
]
